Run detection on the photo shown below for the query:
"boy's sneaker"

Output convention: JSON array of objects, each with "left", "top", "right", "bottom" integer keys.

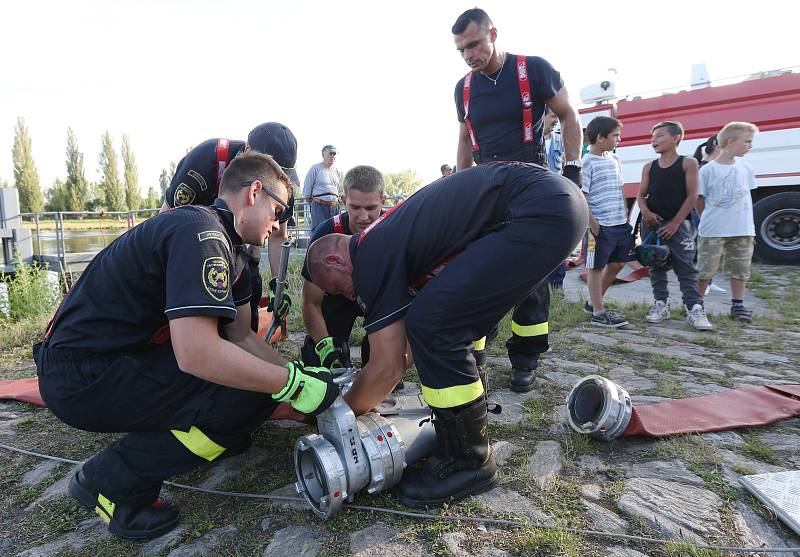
[
  {"left": 583, "top": 301, "right": 593, "bottom": 314},
  {"left": 591, "top": 310, "right": 628, "bottom": 328},
  {"left": 704, "top": 283, "right": 727, "bottom": 295},
  {"left": 730, "top": 305, "right": 753, "bottom": 323},
  {"left": 645, "top": 300, "right": 670, "bottom": 323},
  {"left": 686, "top": 304, "right": 713, "bottom": 331}
]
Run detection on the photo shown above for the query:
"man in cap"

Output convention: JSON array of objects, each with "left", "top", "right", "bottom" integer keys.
[
  {"left": 37, "top": 152, "right": 338, "bottom": 540},
  {"left": 162, "top": 122, "right": 300, "bottom": 332},
  {"left": 305, "top": 162, "right": 587, "bottom": 508},
  {"left": 303, "top": 145, "right": 342, "bottom": 229}
]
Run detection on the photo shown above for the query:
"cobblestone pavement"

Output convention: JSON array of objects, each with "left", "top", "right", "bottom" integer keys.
[{"left": 1, "top": 264, "right": 799, "bottom": 556}]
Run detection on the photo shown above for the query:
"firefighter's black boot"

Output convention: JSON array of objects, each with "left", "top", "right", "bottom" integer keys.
[
  {"left": 510, "top": 366, "right": 536, "bottom": 392},
  {"left": 396, "top": 397, "right": 498, "bottom": 508},
  {"left": 69, "top": 469, "right": 180, "bottom": 541}
]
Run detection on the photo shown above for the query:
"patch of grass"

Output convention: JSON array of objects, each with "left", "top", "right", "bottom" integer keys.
[
  {"left": 741, "top": 433, "right": 783, "bottom": 465},
  {"left": 0, "top": 313, "right": 48, "bottom": 370},
  {"left": 549, "top": 297, "right": 588, "bottom": 333},
  {"left": 507, "top": 525, "right": 585, "bottom": 557},
  {"left": 561, "top": 430, "right": 594, "bottom": 459},
  {"left": 686, "top": 462, "right": 737, "bottom": 501},
  {"left": 653, "top": 435, "right": 721, "bottom": 467},
  {"left": 730, "top": 464, "right": 756, "bottom": 476},
  {"left": 644, "top": 376, "right": 688, "bottom": 399},
  {"left": 663, "top": 541, "right": 722, "bottom": 556},
  {"left": 521, "top": 396, "right": 556, "bottom": 428},
  {"left": 650, "top": 354, "right": 683, "bottom": 372},
  {"left": 600, "top": 478, "right": 625, "bottom": 505}
]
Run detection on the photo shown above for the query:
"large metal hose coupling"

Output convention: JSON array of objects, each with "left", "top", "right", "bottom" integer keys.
[{"left": 565, "top": 375, "right": 632, "bottom": 441}]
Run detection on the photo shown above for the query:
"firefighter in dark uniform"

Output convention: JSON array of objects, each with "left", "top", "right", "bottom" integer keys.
[
  {"left": 34, "top": 152, "right": 337, "bottom": 541},
  {"left": 452, "top": 9, "right": 584, "bottom": 392},
  {"left": 300, "top": 165, "right": 386, "bottom": 368},
  {"left": 306, "top": 163, "right": 587, "bottom": 508},
  {"left": 161, "top": 122, "right": 300, "bottom": 332}
]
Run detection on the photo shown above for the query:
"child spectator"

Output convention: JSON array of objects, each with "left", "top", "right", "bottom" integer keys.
[
  {"left": 582, "top": 116, "right": 632, "bottom": 327},
  {"left": 693, "top": 135, "right": 726, "bottom": 294},
  {"left": 697, "top": 122, "right": 759, "bottom": 322},
  {"left": 637, "top": 121, "right": 710, "bottom": 330}
]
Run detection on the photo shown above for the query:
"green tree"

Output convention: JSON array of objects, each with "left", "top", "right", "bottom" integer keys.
[
  {"left": 65, "top": 127, "right": 89, "bottom": 211},
  {"left": 45, "top": 178, "right": 71, "bottom": 212},
  {"left": 97, "top": 131, "right": 124, "bottom": 211},
  {"left": 12, "top": 117, "right": 43, "bottom": 212},
  {"left": 122, "top": 134, "right": 140, "bottom": 211},
  {"left": 158, "top": 160, "right": 177, "bottom": 199},
  {"left": 144, "top": 185, "right": 159, "bottom": 209},
  {"left": 384, "top": 169, "right": 423, "bottom": 201}
]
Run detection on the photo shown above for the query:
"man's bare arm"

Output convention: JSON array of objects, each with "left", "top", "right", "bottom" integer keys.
[
  {"left": 301, "top": 280, "right": 330, "bottom": 342},
  {"left": 547, "top": 86, "right": 583, "bottom": 161},
  {"left": 456, "top": 122, "right": 474, "bottom": 172},
  {"left": 344, "top": 319, "right": 407, "bottom": 415},
  {"left": 171, "top": 315, "right": 288, "bottom": 393}
]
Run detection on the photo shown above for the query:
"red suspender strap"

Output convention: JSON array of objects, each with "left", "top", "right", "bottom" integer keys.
[
  {"left": 357, "top": 199, "right": 405, "bottom": 246},
  {"left": 215, "top": 138, "right": 231, "bottom": 195},
  {"left": 462, "top": 72, "right": 480, "bottom": 153},
  {"left": 332, "top": 214, "right": 345, "bottom": 234},
  {"left": 516, "top": 55, "right": 534, "bottom": 144}
]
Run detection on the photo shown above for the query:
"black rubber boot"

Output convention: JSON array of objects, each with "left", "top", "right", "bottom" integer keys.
[
  {"left": 395, "top": 397, "right": 498, "bottom": 508},
  {"left": 69, "top": 469, "right": 180, "bottom": 541},
  {"left": 510, "top": 366, "right": 536, "bottom": 392}
]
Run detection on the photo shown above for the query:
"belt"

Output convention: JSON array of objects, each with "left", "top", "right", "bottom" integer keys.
[{"left": 312, "top": 198, "right": 338, "bottom": 207}]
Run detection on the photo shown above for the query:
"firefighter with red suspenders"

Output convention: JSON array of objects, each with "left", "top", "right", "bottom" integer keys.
[
  {"left": 305, "top": 163, "right": 587, "bottom": 508},
  {"left": 452, "top": 8, "right": 584, "bottom": 392},
  {"left": 161, "top": 123, "right": 300, "bottom": 333},
  {"left": 299, "top": 165, "right": 386, "bottom": 369}
]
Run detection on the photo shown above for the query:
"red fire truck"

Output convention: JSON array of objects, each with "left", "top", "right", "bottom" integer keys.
[{"left": 578, "top": 70, "right": 800, "bottom": 264}]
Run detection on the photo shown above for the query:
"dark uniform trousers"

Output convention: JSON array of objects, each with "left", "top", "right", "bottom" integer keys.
[
  {"left": 406, "top": 178, "right": 586, "bottom": 407},
  {"left": 36, "top": 342, "right": 278, "bottom": 507},
  {"left": 300, "top": 294, "right": 367, "bottom": 365}
]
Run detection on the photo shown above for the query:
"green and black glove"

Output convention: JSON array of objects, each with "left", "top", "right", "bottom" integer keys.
[
  {"left": 267, "top": 277, "right": 293, "bottom": 322},
  {"left": 272, "top": 360, "right": 338, "bottom": 416},
  {"left": 562, "top": 165, "right": 582, "bottom": 188},
  {"left": 315, "top": 336, "right": 347, "bottom": 368}
]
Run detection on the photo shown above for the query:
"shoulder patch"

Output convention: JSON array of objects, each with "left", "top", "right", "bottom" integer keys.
[
  {"left": 174, "top": 183, "right": 197, "bottom": 206},
  {"left": 203, "top": 256, "right": 230, "bottom": 301},
  {"left": 197, "top": 230, "right": 229, "bottom": 248},
  {"left": 188, "top": 169, "right": 209, "bottom": 191}
]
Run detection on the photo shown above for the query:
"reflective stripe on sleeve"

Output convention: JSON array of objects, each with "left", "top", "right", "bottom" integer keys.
[
  {"left": 511, "top": 320, "right": 549, "bottom": 337},
  {"left": 171, "top": 426, "right": 226, "bottom": 461},
  {"left": 473, "top": 337, "right": 487, "bottom": 351},
  {"left": 421, "top": 379, "right": 484, "bottom": 409}
]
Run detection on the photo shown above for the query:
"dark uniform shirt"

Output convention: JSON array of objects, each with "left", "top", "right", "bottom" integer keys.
[
  {"left": 47, "top": 198, "right": 251, "bottom": 352},
  {"left": 302, "top": 212, "right": 353, "bottom": 281},
  {"left": 455, "top": 55, "right": 563, "bottom": 164},
  {"left": 350, "top": 163, "right": 551, "bottom": 334},
  {"left": 165, "top": 139, "right": 246, "bottom": 208}
]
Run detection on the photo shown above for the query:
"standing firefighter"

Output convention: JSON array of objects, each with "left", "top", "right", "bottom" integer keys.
[
  {"left": 35, "top": 152, "right": 337, "bottom": 540},
  {"left": 452, "top": 8, "right": 584, "bottom": 391},
  {"left": 306, "top": 163, "right": 587, "bottom": 507}
]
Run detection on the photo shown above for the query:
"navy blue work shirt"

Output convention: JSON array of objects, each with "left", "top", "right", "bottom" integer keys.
[{"left": 165, "top": 139, "right": 246, "bottom": 208}]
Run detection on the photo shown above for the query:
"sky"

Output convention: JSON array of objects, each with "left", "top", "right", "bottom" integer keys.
[{"left": 0, "top": 0, "right": 797, "bottom": 201}]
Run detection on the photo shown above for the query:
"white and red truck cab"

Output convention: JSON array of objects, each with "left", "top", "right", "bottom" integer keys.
[{"left": 578, "top": 70, "right": 800, "bottom": 264}]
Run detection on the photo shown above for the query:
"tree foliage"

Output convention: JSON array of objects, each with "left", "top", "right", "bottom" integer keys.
[
  {"left": 159, "top": 161, "right": 177, "bottom": 199},
  {"left": 97, "top": 131, "right": 124, "bottom": 211},
  {"left": 144, "top": 185, "right": 160, "bottom": 209},
  {"left": 12, "top": 117, "right": 43, "bottom": 213},
  {"left": 65, "top": 127, "right": 89, "bottom": 211},
  {"left": 383, "top": 169, "right": 423, "bottom": 200},
  {"left": 45, "top": 178, "right": 71, "bottom": 212},
  {"left": 122, "top": 134, "right": 140, "bottom": 211}
]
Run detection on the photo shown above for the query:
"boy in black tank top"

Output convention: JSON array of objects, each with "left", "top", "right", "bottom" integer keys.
[{"left": 637, "top": 121, "right": 711, "bottom": 331}]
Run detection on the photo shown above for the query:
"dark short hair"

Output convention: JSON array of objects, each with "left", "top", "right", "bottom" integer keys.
[
  {"left": 343, "top": 165, "right": 385, "bottom": 196},
  {"left": 452, "top": 8, "right": 492, "bottom": 35},
  {"left": 586, "top": 116, "right": 622, "bottom": 144},
  {"left": 652, "top": 121, "right": 685, "bottom": 143},
  {"left": 693, "top": 134, "right": 718, "bottom": 164},
  {"left": 219, "top": 151, "right": 291, "bottom": 199}
]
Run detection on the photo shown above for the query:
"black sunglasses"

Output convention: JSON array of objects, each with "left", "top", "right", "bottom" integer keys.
[{"left": 240, "top": 180, "right": 290, "bottom": 214}]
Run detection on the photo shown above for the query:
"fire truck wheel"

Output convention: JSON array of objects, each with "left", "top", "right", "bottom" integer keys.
[{"left": 753, "top": 192, "right": 800, "bottom": 264}]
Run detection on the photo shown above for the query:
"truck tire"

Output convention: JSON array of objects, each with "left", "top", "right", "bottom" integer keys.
[{"left": 753, "top": 192, "right": 800, "bottom": 264}]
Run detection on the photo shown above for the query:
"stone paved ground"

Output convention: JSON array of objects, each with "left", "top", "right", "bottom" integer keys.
[{"left": 1, "top": 263, "right": 799, "bottom": 556}]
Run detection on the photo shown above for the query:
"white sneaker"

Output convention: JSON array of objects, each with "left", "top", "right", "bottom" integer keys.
[
  {"left": 708, "top": 283, "right": 727, "bottom": 293},
  {"left": 687, "top": 303, "right": 713, "bottom": 331},
  {"left": 645, "top": 300, "right": 670, "bottom": 323}
]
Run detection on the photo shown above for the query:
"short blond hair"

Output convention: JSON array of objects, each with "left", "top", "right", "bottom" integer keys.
[{"left": 718, "top": 122, "right": 759, "bottom": 148}]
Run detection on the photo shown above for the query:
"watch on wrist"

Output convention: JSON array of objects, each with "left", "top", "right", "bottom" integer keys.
[{"left": 564, "top": 159, "right": 582, "bottom": 168}]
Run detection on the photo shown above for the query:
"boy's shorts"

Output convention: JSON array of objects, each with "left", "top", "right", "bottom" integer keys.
[
  {"left": 586, "top": 223, "right": 634, "bottom": 270},
  {"left": 697, "top": 236, "right": 754, "bottom": 280}
]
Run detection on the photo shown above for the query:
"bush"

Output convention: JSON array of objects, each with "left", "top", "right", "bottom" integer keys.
[{"left": 1, "top": 256, "right": 61, "bottom": 322}]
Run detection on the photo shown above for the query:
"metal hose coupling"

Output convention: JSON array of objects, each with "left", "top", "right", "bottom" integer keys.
[
  {"left": 565, "top": 375, "right": 632, "bottom": 441},
  {"left": 294, "top": 386, "right": 436, "bottom": 519}
]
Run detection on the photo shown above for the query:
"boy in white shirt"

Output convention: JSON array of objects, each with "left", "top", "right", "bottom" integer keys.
[{"left": 696, "top": 122, "right": 759, "bottom": 322}]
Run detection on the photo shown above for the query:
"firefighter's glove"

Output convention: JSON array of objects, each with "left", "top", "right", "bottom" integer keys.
[
  {"left": 315, "top": 336, "right": 347, "bottom": 369},
  {"left": 562, "top": 165, "right": 582, "bottom": 188},
  {"left": 273, "top": 360, "right": 338, "bottom": 416},
  {"left": 267, "top": 277, "right": 292, "bottom": 322}
]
